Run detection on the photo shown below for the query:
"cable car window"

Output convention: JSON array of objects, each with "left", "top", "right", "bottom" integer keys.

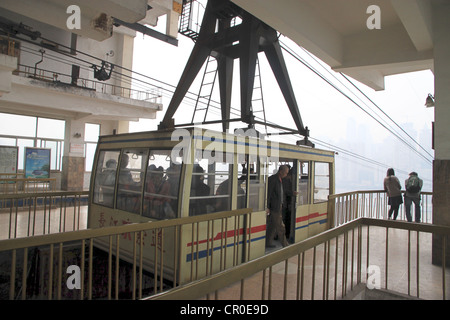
[
  {"left": 93, "top": 150, "right": 120, "bottom": 207},
  {"left": 236, "top": 163, "right": 248, "bottom": 210},
  {"left": 314, "top": 162, "right": 330, "bottom": 203},
  {"left": 298, "top": 161, "right": 310, "bottom": 205},
  {"left": 190, "top": 156, "right": 232, "bottom": 216},
  {"left": 116, "top": 149, "right": 148, "bottom": 214},
  {"left": 247, "top": 160, "right": 265, "bottom": 211},
  {"left": 143, "top": 150, "right": 181, "bottom": 219}
]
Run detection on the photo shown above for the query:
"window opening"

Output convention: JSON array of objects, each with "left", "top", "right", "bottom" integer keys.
[
  {"left": 93, "top": 150, "right": 120, "bottom": 207},
  {"left": 298, "top": 161, "right": 310, "bottom": 205},
  {"left": 190, "top": 154, "right": 232, "bottom": 216},
  {"left": 144, "top": 150, "right": 182, "bottom": 219},
  {"left": 116, "top": 149, "right": 148, "bottom": 214},
  {"left": 313, "top": 162, "right": 330, "bottom": 203}
]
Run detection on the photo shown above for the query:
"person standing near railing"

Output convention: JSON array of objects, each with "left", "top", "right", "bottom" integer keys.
[
  {"left": 383, "top": 168, "right": 403, "bottom": 220},
  {"left": 404, "top": 172, "right": 423, "bottom": 222}
]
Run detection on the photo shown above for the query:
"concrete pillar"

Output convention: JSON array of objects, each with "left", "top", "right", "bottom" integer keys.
[
  {"left": 61, "top": 119, "right": 85, "bottom": 191},
  {"left": 114, "top": 31, "right": 135, "bottom": 134},
  {"left": 431, "top": 0, "right": 450, "bottom": 266},
  {"left": 0, "top": 53, "right": 17, "bottom": 96}
]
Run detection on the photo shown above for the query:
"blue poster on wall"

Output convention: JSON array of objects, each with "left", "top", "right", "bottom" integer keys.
[{"left": 24, "top": 147, "right": 51, "bottom": 178}]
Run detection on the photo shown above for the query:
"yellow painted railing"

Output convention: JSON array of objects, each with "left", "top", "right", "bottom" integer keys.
[
  {"left": 0, "top": 191, "right": 88, "bottom": 239},
  {"left": 0, "top": 177, "right": 56, "bottom": 194},
  {"left": 0, "top": 190, "right": 444, "bottom": 301},
  {"left": 0, "top": 207, "right": 252, "bottom": 300},
  {"left": 149, "top": 218, "right": 449, "bottom": 300},
  {"left": 328, "top": 190, "right": 433, "bottom": 227}
]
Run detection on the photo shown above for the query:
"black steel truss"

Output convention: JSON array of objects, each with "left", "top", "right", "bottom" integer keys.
[{"left": 160, "top": 0, "right": 312, "bottom": 145}]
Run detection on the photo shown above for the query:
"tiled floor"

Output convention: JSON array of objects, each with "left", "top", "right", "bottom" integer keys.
[
  {"left": 0, "top": 206, "right": 88, "bottom": 240},
  {"left": 212, "top": 226, "right": 450, "bottom": 300}
]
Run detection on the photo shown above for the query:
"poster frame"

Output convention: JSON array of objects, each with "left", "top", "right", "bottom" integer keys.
[
  {"left": 0, "top": 145, "right": 19, "bottom": 182},
  {"left": 24, "top": 147, "right": 51, "bottom": 179}
]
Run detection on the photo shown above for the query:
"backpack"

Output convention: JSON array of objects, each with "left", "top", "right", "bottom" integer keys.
[{"left": 406, "top": 175, "right": 421, "bottom": 193}]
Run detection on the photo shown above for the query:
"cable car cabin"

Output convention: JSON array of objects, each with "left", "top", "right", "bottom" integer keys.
[{"left": 88, "top": 127, "right": 335, "bottom": 284}]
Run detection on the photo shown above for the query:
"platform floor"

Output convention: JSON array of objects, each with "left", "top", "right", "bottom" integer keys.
[
  {"left": 0, "top": 206, "right": 88, "bottom": 240},
  {"left": 212, "top": 226, "right": 450, "bottom": 300}
]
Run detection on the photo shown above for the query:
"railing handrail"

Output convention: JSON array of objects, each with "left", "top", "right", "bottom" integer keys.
[
  {"left": 329, "top": 189, "right": 432, "bottom": 200},
  {"left": 16, "top": 63, "right": 163, "bottom": 103},
  {"left": 0, "top": 190, "right": 89, "bottom": 200},
  {"left": 0, "top": 178, "right": 56, "bottom": 183},
  {"left": 148, "top": 217, "right": 450, "bottom": 300},
  {"left": 0, "top": 207, "right": 251, "bottom": 252},
  {"left": 0, "top": 189, "right": 440, "bottom": 300}
]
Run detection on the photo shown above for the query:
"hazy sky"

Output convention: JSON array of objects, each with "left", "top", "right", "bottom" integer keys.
[{"left": 130, "top": 14, "right": 434, "bottom": 193}]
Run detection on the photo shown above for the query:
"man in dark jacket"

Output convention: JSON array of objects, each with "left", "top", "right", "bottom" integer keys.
[
  {"left": 266, "top": 165, "right": 290, "bottom": 247},
  {"left": 404, "top": 172, "right": 423, "bottom": 222}
]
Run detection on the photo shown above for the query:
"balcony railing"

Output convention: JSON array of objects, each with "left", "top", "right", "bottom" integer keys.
[
  {"left": 329, "top": 190, "right": 433, "bottom": 227},
  {"left": 16, "top": 64, "right": 162, "bottom": 104}
]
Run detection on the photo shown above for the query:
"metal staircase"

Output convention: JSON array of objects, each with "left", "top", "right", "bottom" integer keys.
[
  {"left": 162, "top": 0, "right": 311, "bottom": 144},
  {"left": 180, "top": 1, "right": 267, "bottom": 130},
  {"left": 178, "top": 0, "right": 200, "bottom": 41},
  {"left": 191, "top": 55, "right": 218, "bottom": 123},
  {"left": 251, "top": 57, "right": 268, "bottom": 134}
]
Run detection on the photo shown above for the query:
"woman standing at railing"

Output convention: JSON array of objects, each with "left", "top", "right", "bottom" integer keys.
[{"left": 383, "top": 168, "right": 403, "bottom": 220}]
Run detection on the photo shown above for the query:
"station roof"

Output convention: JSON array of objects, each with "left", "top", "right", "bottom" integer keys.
[{"left": 231, "top": 0, "right": 434, "bottom": 91}]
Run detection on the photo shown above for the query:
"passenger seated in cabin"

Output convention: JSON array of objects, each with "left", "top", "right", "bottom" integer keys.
[
  {"left": 189, "top": 165, "right": 211, "bottom": 216},
  {"left": 166, "top": 164, "right": 181, "bottom": 215},
  {"left": 118, "top": 154, "right": 134, "bottom": 186},
  {"left": 117, "top": 154, "right": 140, "bottom": 213},
  {"left": 100, "top": 159, "right": 117, "bottom": 207},
  {"left": 215, "top": 178, "right": 232, "bottom": 212},
  {"left": 144, "top": 165, "right": 173, "bottom": 219},
  {"left": 215, "top": 166, "right": 246, "bottom": 211}
]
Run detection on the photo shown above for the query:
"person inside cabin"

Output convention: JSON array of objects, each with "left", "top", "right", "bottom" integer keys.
[
  {"left": 236, "top": 165, "right": 248, "bottom": 209},
  {"left": 118, "top": 154, "right": 133, "bottom": 186},
  {"left": 144, "top": 165, "right": 172, "bottom": 219},
  {"left": 190, "top": 165, "right": 211, "bottom": 216},
  {"left": 166, "top": 163, "right": 181, "bottom": 216},
  {"left": 100, "top": 158, "right": 117, "bottom": 207},
  {"left": 117, "top": 153, "right": 140, "bottom": 212}
]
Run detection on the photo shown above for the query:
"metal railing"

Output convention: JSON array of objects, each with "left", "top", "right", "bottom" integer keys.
[
  {"left": 16, "top": 64, "right": 163, "bottom": 104},
  {"left": 0, "top": 177, "right": 56, "bottom": 194},
  {"left": 1, "top": 190, "right": 445, "bottom": 300},
  {"left": 329, "top": 190, "right": 433, "bottom": 227},
  {"left": 0, "top": 191, "right": 89, "bottom": 239},
  {"left": 0, "top": 207, "right": 252, "bottom": 300},
  {"left": 149, "top": 218, "right": 449, "bottom": 300}
]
